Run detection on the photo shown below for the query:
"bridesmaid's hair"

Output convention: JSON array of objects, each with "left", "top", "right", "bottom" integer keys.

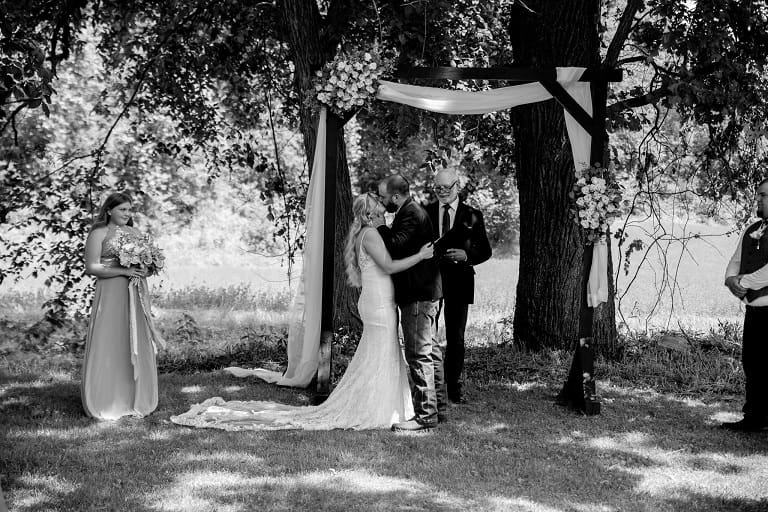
[
  {"left": 344, "top": 193, "right": 378, "bottom": 288},
  {"left": 91, "top": 192, "right": 134, "bottom": 231}
]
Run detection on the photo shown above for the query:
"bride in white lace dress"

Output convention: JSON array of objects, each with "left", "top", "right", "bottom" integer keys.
[{"left": 170, "top": 193, "right": 434, "bottom": 430}]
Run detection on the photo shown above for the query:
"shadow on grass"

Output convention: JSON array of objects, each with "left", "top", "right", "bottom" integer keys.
[{"left": 1, "top": 366, "right": 767, "bottom": 511}]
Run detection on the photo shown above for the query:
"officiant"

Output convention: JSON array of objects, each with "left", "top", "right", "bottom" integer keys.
[{"left": 427, "top": 168, "right": 492, "bottom": 407}]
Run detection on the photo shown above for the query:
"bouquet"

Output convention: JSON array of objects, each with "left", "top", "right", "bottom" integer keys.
[
  {"left": 311, "top": 45, "right": 394, "bottom": 116},
  {"left": 115, "top": 229, "right": 165, "bottom": 276},
  {"left": 571, "top": 162, "right": 624, "bottom": 243}
]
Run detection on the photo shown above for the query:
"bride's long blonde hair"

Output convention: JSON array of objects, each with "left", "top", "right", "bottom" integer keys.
[{"left": 344, "top": 193, "right": 379, "bottom": 288}]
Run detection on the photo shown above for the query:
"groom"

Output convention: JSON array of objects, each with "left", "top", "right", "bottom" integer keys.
[{"left": 377, "top": 174, "right": 443, "bottom": 431}]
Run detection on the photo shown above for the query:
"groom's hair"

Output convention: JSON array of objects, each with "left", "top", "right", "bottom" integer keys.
[
  {"left": 383, "top": 174, "right": 410, "bottom": 196},
  {"left": 758, "top": 178, "right": 768, "bottom": 189}
]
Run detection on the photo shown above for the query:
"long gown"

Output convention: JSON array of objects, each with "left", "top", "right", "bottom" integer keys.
[
  {"left": 170, "top": 230, "right": 414, "bottom": 430},
  {"left": 81, "top": 225, "right": 162, "bottom": 420}
]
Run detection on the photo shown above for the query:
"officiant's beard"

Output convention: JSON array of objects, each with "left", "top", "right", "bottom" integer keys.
[{"left": 384, "top": 201, "right": 398, "bottom": 213}]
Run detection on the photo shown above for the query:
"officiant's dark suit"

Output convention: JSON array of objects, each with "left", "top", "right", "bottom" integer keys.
[
  {"left": 377, "top": 175, "right": 443, "bottom": 430},
  {"left": 427, "top": 171, "right": 492, "bottom": 404}
]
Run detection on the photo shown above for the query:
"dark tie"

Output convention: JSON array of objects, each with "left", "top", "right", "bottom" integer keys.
[{"left": 442, "top": 204, "right": 451, "bottom": 237}]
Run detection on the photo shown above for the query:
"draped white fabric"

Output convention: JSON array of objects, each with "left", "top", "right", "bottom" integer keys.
[
  {"left": 237, "top": 68, "right": 609, "bottom": 389},
  {"left": 377, "top": 67, "right": 606, "bottom": 306},
  {"left": 224, "top": 107, "right": 328, "bottom": 387},
  {"left": 587, "top": 240, "right": 609, "bottom": 307}
]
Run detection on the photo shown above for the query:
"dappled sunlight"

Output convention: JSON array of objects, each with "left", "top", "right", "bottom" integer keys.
[
  {"left": 462, "top": 421, "right": 512, "bottom": 435},
  {"left": 223, "top": 385, "right": 246, "bottom": 392},
  {"left": 146, "top": 430, "right": 174, "bottom": 441},
  {"left": 506, "top": 381, "right": 549, "bottom": 392},
  {"left": 559, "top": 431, "right": 768, "bottom": 501},
  {"left": 11, "top": 474, "right": 78, "bottom": 510},
  {"left": 17, "top": 475, "right": 77, "bottom": 494},
  {"left": 145, "top": 468, "right": 567, "bottom": 512},
  {"left": 481, "top": 497, "right": 565, "bottom": 512},
  {"left": 8, "top": 426, "right": 95, "bottom": 440},
  {"left": 145, "top": 469, "right": 432, "bottom": 511},
  {"left": 566, "top": 504, "right": 617, "bottom": 512},
  {"left": 709, "top": 410, "right": 741, "bottom": 424},
  {"left": 180, "top": 385, "right": 207, "bottom": 394},
  {"left": 177, "top": 450, "right": 266, "bottom": 466}
]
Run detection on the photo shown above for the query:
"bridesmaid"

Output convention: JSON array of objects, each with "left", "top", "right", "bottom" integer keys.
[{"left": 81, "top": 192, "right": 161, "bottom": 420}]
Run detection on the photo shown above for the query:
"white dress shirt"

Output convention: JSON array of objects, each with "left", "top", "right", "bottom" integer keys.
[
  {"left": 439, "top": 197, "right": 460, "bottom": 237},
  {"left": 725, "top": 227, "right": 768, "bottom": 306}
]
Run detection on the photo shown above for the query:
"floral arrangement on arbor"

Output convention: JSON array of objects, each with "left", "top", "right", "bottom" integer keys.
[
  {"left": 571, "top": 162, "right": 623, "bottom": 243},
  {"left": 312, "top": 46, "right": 394, "bottom": 116}
]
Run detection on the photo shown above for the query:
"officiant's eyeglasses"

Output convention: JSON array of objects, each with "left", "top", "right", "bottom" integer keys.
[{"left": 433, "top": 181, "right": 458, "bottom": 193}]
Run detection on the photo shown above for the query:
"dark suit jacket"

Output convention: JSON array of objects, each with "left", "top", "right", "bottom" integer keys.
[
  {"left": 378, "top": 196, "right": 442, "bottom": 305},
  {"left": 427, "top": 200, "right": 492, "bottom": 304}
]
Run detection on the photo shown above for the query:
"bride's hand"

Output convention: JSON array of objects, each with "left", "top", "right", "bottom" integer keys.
[{"left": 418, "top": 242, "right": 434, "bottom": 260}]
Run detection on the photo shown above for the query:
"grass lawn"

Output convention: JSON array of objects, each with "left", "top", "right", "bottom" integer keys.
[
  {"left": 2, "top": 216, "right": 767, "bottom": 511},
  {"left": 2, "top": 349, "right": 767, "bottom": 512}
]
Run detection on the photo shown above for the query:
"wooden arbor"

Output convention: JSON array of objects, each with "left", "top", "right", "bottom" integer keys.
[{"left": 317, "top": 66, "right": 622, "bottom": 415}]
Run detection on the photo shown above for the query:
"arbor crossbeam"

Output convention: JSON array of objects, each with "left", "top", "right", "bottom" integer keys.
[{"left": 393, "top": 66, "right": 622, "bottom": 83}]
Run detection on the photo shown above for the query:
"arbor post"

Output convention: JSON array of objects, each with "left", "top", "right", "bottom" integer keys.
[
  {"left": 555, "top": 74, "right": 610, "bottom": 415},
  {"left": 315, "top": 112, "right": 342, "bottom": 404}
]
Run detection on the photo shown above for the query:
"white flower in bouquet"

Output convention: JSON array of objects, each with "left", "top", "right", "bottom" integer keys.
[
  {"left": 310, "top": 46, "right": 394, "bottom": 116},
  {"left": 572, "top": 163, "right": 623, "bottom": 243}
]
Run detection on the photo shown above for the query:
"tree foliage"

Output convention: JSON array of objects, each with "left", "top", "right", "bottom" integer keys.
[{"left": 3, "top": 0, "right": 768, "bottom": 347}]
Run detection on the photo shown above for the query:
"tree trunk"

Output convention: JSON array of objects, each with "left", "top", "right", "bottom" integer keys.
[
  {"left": 279, "top": 0, "right": 360, "bottom": 331},
  {"left": 508, "top": 1, "right": 616, "bottom": 350}
]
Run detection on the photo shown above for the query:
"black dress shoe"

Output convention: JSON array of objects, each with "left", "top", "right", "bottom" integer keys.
[
  {"left": 720, "top": 418, "right": 768, "bottom": 432},
  {"left": 448, "top": 395, "right": 466, "bottom": 404},
  {"left": 391, "top": 419, "right": 436, "bottom": 432},
  {"left": 438, "top": 413, "right": 448, "bottom": 423}
]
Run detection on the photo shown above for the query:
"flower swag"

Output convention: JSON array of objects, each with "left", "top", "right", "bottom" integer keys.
[
  {"left": 571, "top": 162, "right": 623, "bottom": 243},
  {"left": 311, "top": 46, "right": 395, "bottom": 116}
]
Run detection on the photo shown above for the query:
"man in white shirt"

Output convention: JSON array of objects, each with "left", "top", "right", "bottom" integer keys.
[{"left": 723, "top": 178, "right": 768, "bottom": 432}]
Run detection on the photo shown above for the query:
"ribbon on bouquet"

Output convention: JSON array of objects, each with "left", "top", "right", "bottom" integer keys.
[{"left": 127, "top": 277, "right": 166, "bottom": 381}]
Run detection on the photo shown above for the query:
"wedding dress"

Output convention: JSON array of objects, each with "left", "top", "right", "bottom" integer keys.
[{"left": 170, "top": 229, "right": 414, "bottom": 430}]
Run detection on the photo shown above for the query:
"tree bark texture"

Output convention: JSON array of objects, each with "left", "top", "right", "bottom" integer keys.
[
  {"left": 279, "top": 0, "right": 360, "bottom": 331},
  {"left": 508, "top": 1, "right": 616, "bottom": 351}
]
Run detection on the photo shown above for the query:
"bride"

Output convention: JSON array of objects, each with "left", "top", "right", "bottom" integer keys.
[{"left": 171, "top": 193, "right": 433, "bottom": 430}]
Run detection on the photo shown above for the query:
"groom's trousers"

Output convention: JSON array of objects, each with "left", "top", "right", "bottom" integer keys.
[
  {"left": 399, "top": 300, "right": 442, "bottom": 426},
  {"left": 742, "top": 305, "right": 768, "bottom": 422}
]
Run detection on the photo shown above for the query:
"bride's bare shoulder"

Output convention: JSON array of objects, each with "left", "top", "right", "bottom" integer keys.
[{"left": 359, "top": 227, "right": 383, "bottom": 246}]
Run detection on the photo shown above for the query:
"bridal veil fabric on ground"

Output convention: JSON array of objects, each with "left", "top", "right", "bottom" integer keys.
[{"left": 171, "top": 234, "right": 414, "bottom": 430}]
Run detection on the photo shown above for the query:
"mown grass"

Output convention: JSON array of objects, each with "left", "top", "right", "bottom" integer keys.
[
  {"left": 1, "top": 220, "right": 766, "bottom": 511},
  {"left": 2, "top": 344, "right": 767, "bottom": 512}
]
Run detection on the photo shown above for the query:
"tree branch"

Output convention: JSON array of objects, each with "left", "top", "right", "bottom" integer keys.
[
  {"left": 1, "top": 103, "right": 26, "bottom": 138},
  {"left": 616, "top": 55, "right": 646, "bottom": 65},
  {"left": 608, "top": 87, "right": 672, "bottom": 113},
  {"left": 603, "top": 0, "right": 644, "bottom": 67}
]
